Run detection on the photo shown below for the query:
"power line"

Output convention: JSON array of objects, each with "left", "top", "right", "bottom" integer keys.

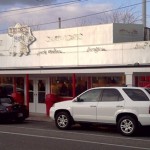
[
  {"left": 0, "top": 0, "right": 83, "bottom": 14},
  {"left": 0, "top": 0, "right": 87, "bottom": 20},
  {"left": 30, "top": 1, "right": 150, "bottom": 27},
  {"left": 0, "top": 1, "right": 150, "bottom": 32}
]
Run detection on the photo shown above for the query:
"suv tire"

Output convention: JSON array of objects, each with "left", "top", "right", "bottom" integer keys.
[
  {"left": 55, "top": 111, "right": 72, "bottom": 130},
  {"left": 117, "top": 116, "right": 137, "bottom": 136}
]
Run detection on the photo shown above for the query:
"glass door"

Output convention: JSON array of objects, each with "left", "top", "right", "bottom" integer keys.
[{"left": 29, "top": 78, "right": 48, "bottom": 113}]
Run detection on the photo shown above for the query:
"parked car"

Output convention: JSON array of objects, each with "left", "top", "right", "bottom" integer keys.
[
  {"left": 50, "top": 87, "right": 150, "bottom": 136},
  {"left": 0, "top": 96, "right": 29, "bottom": 122}
]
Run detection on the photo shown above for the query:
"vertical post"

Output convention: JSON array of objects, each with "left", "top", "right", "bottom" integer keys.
[
  {"left": 142, "top": 0, "right": 146, "bottom": 28},
  {"left": 26, "top": 74, "right": 29, "bottom": 109},
  {"left": 88, "top": 76, "right": 92, "bottom": 89},
  {"left": 58, "top": 17, "right": 61, "bottom": 29},
  {"left": 72, "top": 73, "right": 76, "bottom": 98},
  {"left": 13, "top": 77, "right": 17, "bottom": 93},
  {"left": 125, "top": 72, "right": 133, "bottom": 87}
]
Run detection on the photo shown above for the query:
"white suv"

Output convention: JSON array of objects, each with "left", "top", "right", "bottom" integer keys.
[{"left": 50, "top": 87, "right": 150, "bottom": 136}]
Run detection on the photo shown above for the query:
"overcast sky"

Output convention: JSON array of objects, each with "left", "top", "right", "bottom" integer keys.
[{"left": 0, "top": 0, "right": 149, "bottom": 33}]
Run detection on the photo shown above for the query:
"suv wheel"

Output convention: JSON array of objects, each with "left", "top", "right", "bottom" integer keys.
[
  {"left": 55, "top": 112, "right": 72, "bottom": 130},
  {"left": 117, "top": 116, "right": 137, "bottom": 136}
]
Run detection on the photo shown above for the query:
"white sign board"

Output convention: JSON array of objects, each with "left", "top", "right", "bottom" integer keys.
[{"left": 0, "top": 23, "right": 146, "bottom": 68}]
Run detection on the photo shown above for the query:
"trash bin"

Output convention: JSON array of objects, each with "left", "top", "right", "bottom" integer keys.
[
  {"left": 45, "top": 94, "right": 58, "bottom": 116},
  {"left": 11, "top": 92, "right": 24, "bottom": 105}
]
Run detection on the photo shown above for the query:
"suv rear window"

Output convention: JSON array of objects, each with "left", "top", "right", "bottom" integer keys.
[{"left": 123, "top": 89, "right": 149, "bottom": 101}]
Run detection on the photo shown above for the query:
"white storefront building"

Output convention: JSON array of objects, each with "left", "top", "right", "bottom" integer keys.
[{"left": 0, "top": 23, "right": 149, "bottom": 114}]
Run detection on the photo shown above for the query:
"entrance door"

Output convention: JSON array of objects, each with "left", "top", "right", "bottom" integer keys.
[{"left": 29, "top": 78, "right": 48, "bottom": 113}]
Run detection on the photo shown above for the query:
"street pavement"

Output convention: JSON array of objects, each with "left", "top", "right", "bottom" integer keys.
[{"left": 0, "top": 114, "right": 150, "bottom": 150}]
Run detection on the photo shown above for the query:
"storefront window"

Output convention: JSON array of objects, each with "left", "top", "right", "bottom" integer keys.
[
  {"left": 0, "top": 77, "right": 13, "bottom": 85},
  {"left": 0, "top": 76, "right": 24, "bottom": 97},
  {"left": 0, "top": 77, "right": 13, "bottom": 96},
  {"left": 38, "top": 80, "right": 46, "bottom": 103},
  {"left": 75, "top": 77, "right": 87, "bottom": 96},
  {"left": 50, "top": 76, "right": 72, "bottom": 97},
  {"left": 15, "top": 77, "right": 24, "bottom": 94},
  {"left": 136, "top": 76, "right": 150, "bottom": 87},
  {"left": 92, "top": 75, "right": 125, "bottom": 87},
  {"left": 50, "top": 76, "right": 88, "bottom": 97}
]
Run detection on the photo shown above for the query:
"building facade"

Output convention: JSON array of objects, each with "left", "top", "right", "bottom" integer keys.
[{"left": 0, "top": 23, "right": 149, "bottom": 114}]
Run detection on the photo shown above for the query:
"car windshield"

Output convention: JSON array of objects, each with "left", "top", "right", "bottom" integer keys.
[{"left": 0, "top": 97, "right": 13, "bottom": 104}]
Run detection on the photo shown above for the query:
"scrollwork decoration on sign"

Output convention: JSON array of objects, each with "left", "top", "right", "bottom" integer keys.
[{"left": 8, "top": 23, "right": 35, "bottom": 57}]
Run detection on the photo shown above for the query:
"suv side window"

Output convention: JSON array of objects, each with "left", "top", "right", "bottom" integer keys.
[
  {"left": 123, "top": 89, "right": 149, "bottom": 101},
  {"left": 78, "top": 89, "right": 101, "bottom": 102},
  {"left": 101, "top": 89, "right": 124, "bottom": 102}
]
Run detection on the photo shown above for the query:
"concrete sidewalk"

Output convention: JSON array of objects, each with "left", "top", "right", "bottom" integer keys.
[{"left": 27, "top": 113, "right": 51, "bottom": 122}]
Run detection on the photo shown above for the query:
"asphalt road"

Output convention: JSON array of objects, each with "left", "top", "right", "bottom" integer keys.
[{"left": 0, "top": 120, "right": 150, "bottom": 150}]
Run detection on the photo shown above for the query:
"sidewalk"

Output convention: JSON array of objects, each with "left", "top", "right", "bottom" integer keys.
[{"left": 27, "top": 112, "right": 51, "bottom": 122}]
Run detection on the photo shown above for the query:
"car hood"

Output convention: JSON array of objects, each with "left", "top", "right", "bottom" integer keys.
[{"left": 54, "top": 100, "right": 73, "bottom": 108}]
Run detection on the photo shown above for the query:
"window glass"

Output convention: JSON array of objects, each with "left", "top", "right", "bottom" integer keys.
[
  {"left": 92, "top": 75, "right": 125, "bottom": 87},
  {"left": 76, "top": 77, "right": 87, "bottom": 96},
  {"left": 101, "top": 89, "right": 123, "bottom": 102},
  {"left": 50, "top": 76, "right": 87, "bottom": 97},
  {"left": 0, "top": 77, "right": 13, "bottom": 96},
  {"left": 0, "top": 77, "right": 24, "bottom": 99},
  {"left": 123, "top": 89, "right": 149, "bottom": 101},
  {"left": 29, "top": 80, "right": 33, "bottom": 103},
  {"left": 38, "top": 80, "right": 46, "bottom": 103},
  {"left": 50, "top": 76, "right": 72, "bottom": 97},
  {"left": 78, "top": 89, "right": 101, "bottom": 102},
  {"left": 0, "top": 77, "right": 13, "bottom": 85},
  {"left": 16, "top": 77, "right": 24, "bottom": 98}
]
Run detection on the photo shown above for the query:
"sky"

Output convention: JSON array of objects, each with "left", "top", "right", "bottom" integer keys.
[{"left": 0, "top": 0, "right": 149, "bottom": 33}]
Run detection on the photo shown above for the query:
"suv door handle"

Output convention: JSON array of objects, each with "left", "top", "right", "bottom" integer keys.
[
  {"left": 116, "top": 105, "right": 123, "bottom": 108},
  {"left": 90, "top": 105, "right": 96, "bottom": 108}
]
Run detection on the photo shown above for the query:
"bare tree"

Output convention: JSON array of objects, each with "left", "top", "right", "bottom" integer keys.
[
  {"left": 108, "top": 7, "right": 140, "bottom": 24},
  {"left": 77, "top": 7, "right": 141, "bottom": 27}
]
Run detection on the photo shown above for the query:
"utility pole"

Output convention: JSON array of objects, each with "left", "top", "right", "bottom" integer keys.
[
  {"left": 142, "top": 0, "right": 146, "bottom": 27},
  {"left": 58, "top": 17, "right": 61, "bottom": 29}
]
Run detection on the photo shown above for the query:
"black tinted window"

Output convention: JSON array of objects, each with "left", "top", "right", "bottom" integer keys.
[
  {"left": 78, "top": 89, "right": 101, "bottom": 102},
  {"left": 101, "top": 89, "right": 123, "bottom": 102},
  {"left": 123, "top": 89, "right": 149, "bottom": 101}
]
